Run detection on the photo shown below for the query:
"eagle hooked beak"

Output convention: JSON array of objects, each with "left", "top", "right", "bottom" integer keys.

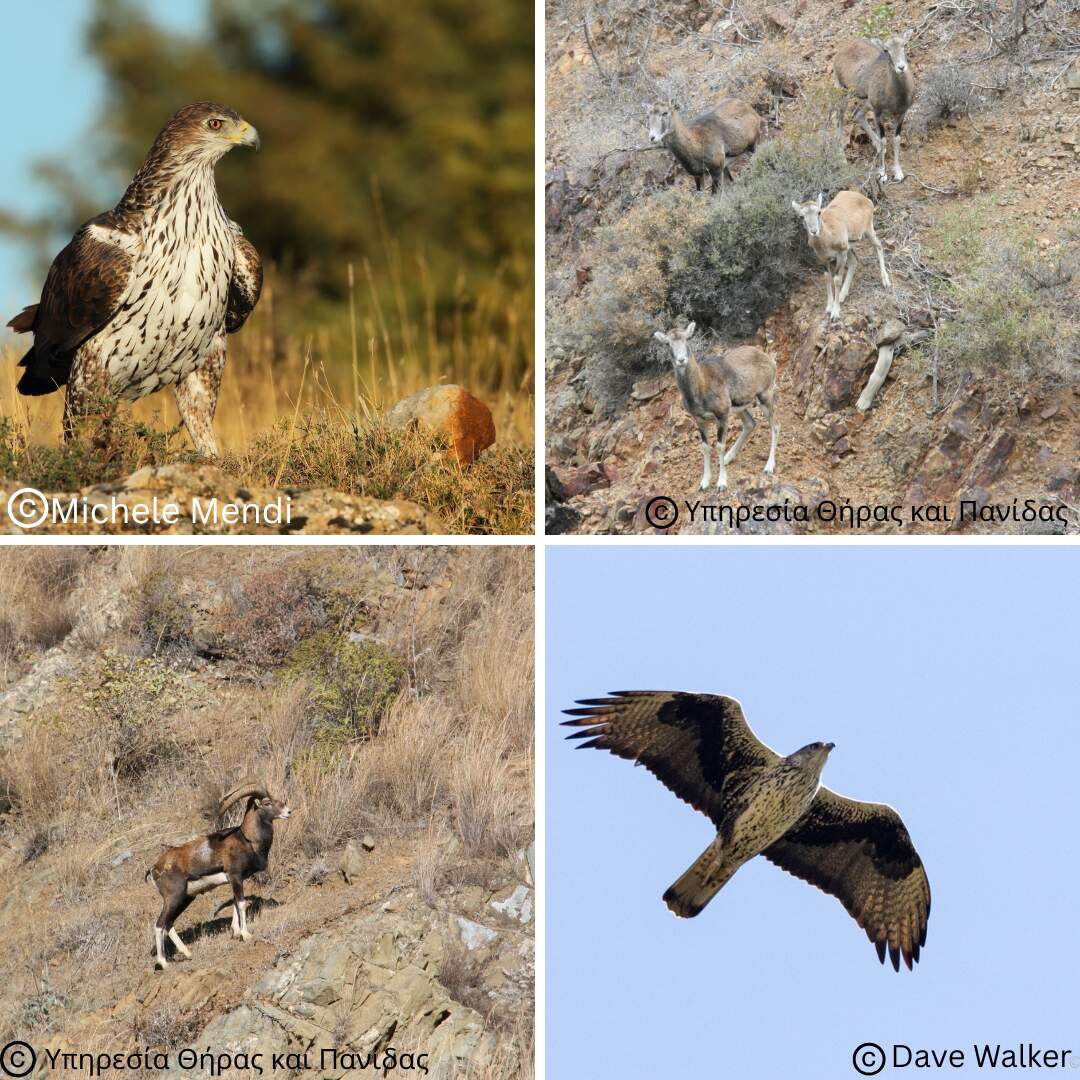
[{"left": 232, "top": 120, "right": 260, "bottom": 150}]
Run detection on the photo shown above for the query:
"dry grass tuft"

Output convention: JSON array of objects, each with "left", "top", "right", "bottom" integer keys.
[
  {"left": 413, "top": 823, "right": 451, "bottom": 906},
  {"left": 0, "top": 548, "right": 95, "bottom": 685}
]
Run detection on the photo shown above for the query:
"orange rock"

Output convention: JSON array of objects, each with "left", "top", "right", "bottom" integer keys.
[{"left": 385, "top": 385, "right": 496, "bottom": 465}]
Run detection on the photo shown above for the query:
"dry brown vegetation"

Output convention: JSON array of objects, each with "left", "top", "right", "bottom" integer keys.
[{"left": 0, "top": 546, "right": 533, "bottom": 1072}]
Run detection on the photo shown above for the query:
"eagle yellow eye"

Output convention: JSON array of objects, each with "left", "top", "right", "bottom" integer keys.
[{"left": 208, "top": 118, "right": 223, "bottom": 131}]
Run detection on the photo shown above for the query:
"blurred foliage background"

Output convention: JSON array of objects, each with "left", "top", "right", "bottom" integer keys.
[{"left": 1, "top": 0, "right": 533, "bottom": 440}]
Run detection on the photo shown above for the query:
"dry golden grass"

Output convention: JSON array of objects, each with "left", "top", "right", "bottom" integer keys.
[
  {"left": 0, "top": 547, "right": 533, "bottom": 1073},
  {"left": 2, "top": 258, "right": 533, "bottom": 446},
  {"left": 0, "top": 547, "right": 99, "bottom": 685},
  {"left": 0, "top": 261, "right": 534, "bottom": 534}
]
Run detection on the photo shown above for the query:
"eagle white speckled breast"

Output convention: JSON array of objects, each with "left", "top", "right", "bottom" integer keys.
[{"left": 102, "top": 166, "right": 234, "bottom": 400}]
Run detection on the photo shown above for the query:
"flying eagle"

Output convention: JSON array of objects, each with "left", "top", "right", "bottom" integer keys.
[
  {"left": 6, "top": 102, "right": 262, "bottom": 456},
  {"left": 563, "top": 691, "right": 930, "bottom": 971}
]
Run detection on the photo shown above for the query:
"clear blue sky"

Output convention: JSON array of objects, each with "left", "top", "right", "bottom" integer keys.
[
  {"left": 547, "top": 546, "right": 1080, "bottom": 1079},
  {"left": 0, "top": 1, "right": 205, "bottom": 316}
]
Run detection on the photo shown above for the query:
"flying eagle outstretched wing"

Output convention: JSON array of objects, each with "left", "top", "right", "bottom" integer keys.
[
  {"left": 763, "top": 787, "right": 931, "bottom": 971},
  {"left": 7, "top": 211, "right": 135, "bottom": 395},
  {"left": 562, "top": 691, "right": 778, "bottom": 828}
]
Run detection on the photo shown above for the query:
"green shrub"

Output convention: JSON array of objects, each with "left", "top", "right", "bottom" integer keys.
[
  {"left": 282, "top": 632, "right": 406, "bottom": 756},
  {"left": 0, "top": 404, "right": 188, "bottom": 492},
  {"left": 581, "top": 134, "right": 856, "bottom": 410},
  {"left": 130, "top": 570, "right": 195, "bottom": 658},
  {"left": 862, "top": 2, "right": 895, "bottom": 36},
  {"left": 85, "top": 653, "right": 193, "bottom": 788},
  {"left": 938, "top": 244, "right": 1079, "bottom": 385}
]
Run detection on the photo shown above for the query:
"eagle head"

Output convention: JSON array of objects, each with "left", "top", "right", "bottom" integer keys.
[
  {"left": 159, "top": 102, "right": 260, "bottom": 164},
  {"left": 788, "top": 741, "right": 835, "bottom": 776}
]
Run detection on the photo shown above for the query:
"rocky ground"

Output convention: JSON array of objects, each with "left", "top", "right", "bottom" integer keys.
[
  {"left": 0, "top": 464, "right": 439, "bottom": 536},
  {"left": 0, "top": 383, "right": 531, "bottom": 536},
  {"left": 545, "top": 0, "right": 1080, "bottom": 534},
  {"left": 0, "top": 548, "right": 533, "bottom": 1078}
]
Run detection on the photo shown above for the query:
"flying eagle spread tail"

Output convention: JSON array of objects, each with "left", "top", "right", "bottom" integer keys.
[
  {"left": 662, "top": 836, "right": 737, "bottom": 918},
  {"left": 6, "top": 102, "right": 262, "bottom": 456},
  {"left": 563, "top": 690, "right": 930, "bottom": 971}
]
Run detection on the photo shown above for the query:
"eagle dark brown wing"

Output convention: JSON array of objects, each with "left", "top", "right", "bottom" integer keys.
[
  {"left": 562, "top": 691, "right": 778, "bottom": 828},
  {"left": 225, "top": 232, "right": 262, "bottom": 333},
  {"left": 763, "top": 787, "right": 931, "bottom": 971},
  {"left": 9, "top": 211, "right": 134, "bottom": 395}
]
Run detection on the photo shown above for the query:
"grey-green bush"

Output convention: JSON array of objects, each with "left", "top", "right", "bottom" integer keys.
[
  {"left": 939, "top": 245, "right": 1079, "bottom": 384},
  {"left": 907, "top": 65, "right": 983, "bottom": 138}
]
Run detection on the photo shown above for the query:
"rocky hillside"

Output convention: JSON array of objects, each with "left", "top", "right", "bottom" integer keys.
[
  {"left": 545, "top": 0, "right": 1080, "bottom": 533},
  {"left": 0, "top": 548, "right": 533, "bottom": 1077}
]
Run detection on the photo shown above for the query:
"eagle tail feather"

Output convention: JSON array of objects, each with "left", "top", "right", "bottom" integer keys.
[
  {"left": 663, "top": 838, "right": 737, "bottom": 918},
  {"left": 16, "top": 354, "right": 65, "bottom": 396},
  {"left": 6, "top": 304, "right": 37, "bottom": 334}
]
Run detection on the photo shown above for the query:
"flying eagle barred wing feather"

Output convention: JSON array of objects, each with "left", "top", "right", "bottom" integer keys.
[
  {"left": 762, "top": 787, "right": 931, "bottom": 971},
  {"left": 561, "top": 691, "right": 778, "bottom": 828}
]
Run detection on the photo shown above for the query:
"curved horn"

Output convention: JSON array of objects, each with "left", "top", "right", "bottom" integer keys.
[{"left": 219, "top": 781, "right": 269, "bottom": 816}]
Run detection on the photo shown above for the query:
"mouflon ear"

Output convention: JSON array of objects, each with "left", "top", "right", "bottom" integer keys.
[
  {"left": 685, "top": 322, "right": 696, "bottom": 338},
  {"left": 869, "top": 37, "right": 883, "bottom": 50},
  {"left": 816, "top": 192, "right": 825, "bottom": 209},
  {"left": 791, "top": 200, "right": 802, "bottom": 214},
  {"left": 653, "top": 331, "right": 669, "bottom": 344},
  {"left": 901, "top": 28, "right": 913, "bottom": 43}
]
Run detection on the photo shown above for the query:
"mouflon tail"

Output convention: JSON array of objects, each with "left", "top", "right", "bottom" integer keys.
[{"left": 663, "top": 837, "right": 739, "bottom": 918}]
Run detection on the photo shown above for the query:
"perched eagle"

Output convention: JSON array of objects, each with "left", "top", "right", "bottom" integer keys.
[
  {"left": 563, "top": 691, "right": 931, "bottom": 971},
  {"left": 6, "top": 102, "right": 262, "bottom": 456}
]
